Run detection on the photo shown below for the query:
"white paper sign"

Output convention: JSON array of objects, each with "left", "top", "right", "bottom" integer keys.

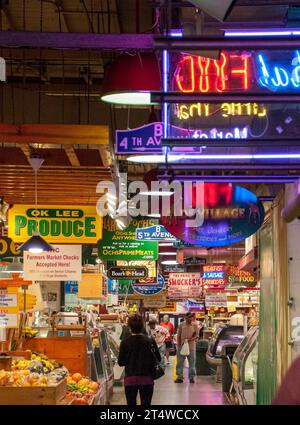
[
  {"left": 205, "top": 295, "right": 228, "bottom": 308},
  {"left": 24, "top": 245, "right": 82, "bottom": 281},
  {"left": 168, "top": 273, "right": 202, "bottom": 300},
  {"left": 0, "top": 313, "right": 18, "bottom": 328},
  {"left": 0, "top": 294, "right": 17, "bottom": 308}
]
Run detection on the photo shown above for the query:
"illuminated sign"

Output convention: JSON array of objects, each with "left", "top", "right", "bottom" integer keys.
[
  {"left": 191, "top": 126, "right": 248, "bottom": 140},
  {"left": 174, "top": 52, "right": 250, "bottom": 93},
  {"left": 202, "top": 264, "right": 226, "bottom": 290},
  {"left": 162, "top": 183, "right": 265, "bottom": 247},
  {"left": 256, "top": 50, "right": 300, "bottom": 91},
  {"left": 174, "top": 102, "right": 267, "bottom": 121},
  {"left": 226, "top": 266, "right": 257, "bottom": 288}
]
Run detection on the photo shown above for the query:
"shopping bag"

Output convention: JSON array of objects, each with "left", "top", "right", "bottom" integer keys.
[{"left": 180, "top": 339, "right": 190, "bottom": 356}]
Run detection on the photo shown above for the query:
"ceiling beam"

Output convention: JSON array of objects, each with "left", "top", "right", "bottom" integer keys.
[
  {"left": 0, "top": 31, "right": 153, "bottom": 49},
  {"left": 0, "top": 124, "right": 108, "bottom": 145},
  {"left": 98, "top": 145, "right": 112, "bottom": 168}
]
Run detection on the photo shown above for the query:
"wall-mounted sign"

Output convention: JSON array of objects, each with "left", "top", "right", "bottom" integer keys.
[
  {"left": 205, "top": 295, "right": 228, "bottom": 308},
  {"left": 184, "top": 257, "right": 206, "bottom": 266},
  {"left": 202, "top": 264, "right": 226, "bottom": 290},
  {"left": 23, "top": 245, "right": 82, "bottom": 282},
  {"left": 144, "top": 297, "right": 167, "bottom": 308},
  {"left": 8, "top": 205, "right": 102, "bottom": 244},
  {"left": 226, "top": 266, "right": 257, "bottom": 288},
  {"left": 0, "top": 287, "right": 18, "bottom": 328},
  {"left": 98, "top": 217, "right": 158, "bottom": 260},
  {"left": 168, "top": 272, "right": 202, "bottom": 300},
  {"left": 162, "top": 183, "right": 265, "bottom": 247},
  {"left": 136, "top": 225, "right": 177, "bottom": 241},
  {"left": 0, "top": 237, "right": 21, "bottom": 259},
  {"left": 64, "top": 281, "right": 78, "bottom": 294},
  {"left": 186, "top": 299, "right": 205, "bottom": 313},
  {"left": 108, "top": 266, "right": 148, "bottom": 280},
  {"left": 132, "top": 274, "right": 165, "bottom": 296}
]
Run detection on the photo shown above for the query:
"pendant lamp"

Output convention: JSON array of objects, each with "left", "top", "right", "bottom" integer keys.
[
  {"left": 101, "top": 53, "right": 161, "bottom": 105},
  {"left": 19, "top": 157, "right": 54, "bottom": 254}
]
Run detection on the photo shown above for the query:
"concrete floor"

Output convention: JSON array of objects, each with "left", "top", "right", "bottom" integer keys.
[{"left": 110, "top": 357, "right": 227, "bottom": 406}]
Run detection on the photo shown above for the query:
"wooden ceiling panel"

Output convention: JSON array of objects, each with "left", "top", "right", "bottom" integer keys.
[{"left": 74, "top": 148, "right": 102, "bottom": 167}]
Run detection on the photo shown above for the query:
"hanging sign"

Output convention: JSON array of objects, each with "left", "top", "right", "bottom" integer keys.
[
  {"left": 23, "top": 245, "right": 82, "bottom": 281},
  {"left": 186, "top": 299, "right": 205, "bottom": 312},
  {"left": 143, "top": 297, "right": 167, "bottom": 308},
  {"left": 168, "top": 272, "right": 202, "bottom": 300},
  {"left": 77, "top": 273, "right": 106, "bottom": 299},
  {"left": 0, "top": 287, "right": 18, "bottom": 328},
  {"left": 108, "top": 279, "right": 118, "bottom": 295},
  {"left": 98, "top": 217, "right": 158, "bottom": 261},
  {"left": 202, "top": 264, "right": 226, "bottom": 290},
  {"left": 162, "top": 183, "right": 265, "bottom": 247},
  {"left": 226, "top": 266, "right": 257, "bottom": 288},
  {"left": 132, "top": 274, "right": 165, "bottom": 296},
  {"left": 8, "top": 205, "right": 102, "bottom": 244},
  {"left": 184, "top": 257, "right": 206, "bottom": 266},
  {"left": 64, "top": 281, "right": 78, "bottom": 294},
  {"left": 0, "top": 237, "right": 21, "bottom": 259},
  {"left": 136, "top": 225, "right": 177, "bottom": 241},
  {"left": 108, "top": 266, "right": 148, "bottom": 280}
]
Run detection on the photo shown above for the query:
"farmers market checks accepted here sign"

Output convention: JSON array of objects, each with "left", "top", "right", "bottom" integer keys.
[
  {"left": 8, "top": 205, "right": 102, "bottom": 244},
  {"left": 168, "top": 273, "right": 202, "bottom": 300},
  {"left": 98, "top": 217, "right": 158, "bottom": 260},
  {"left": 23, "top": 245, "right": 82, "bottom": 281}
]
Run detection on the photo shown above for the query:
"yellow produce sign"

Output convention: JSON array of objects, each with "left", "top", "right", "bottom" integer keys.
[
  {"left": 0, "top": 287, "right": 19, "bottom": 328},
  {"left": 8, "top": 205, "right": 102, "bottom": 244}
]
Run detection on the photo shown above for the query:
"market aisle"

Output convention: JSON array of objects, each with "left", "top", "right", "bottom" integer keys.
[{"left": 110, "top": 357, "right": 227, "bottom": 406}]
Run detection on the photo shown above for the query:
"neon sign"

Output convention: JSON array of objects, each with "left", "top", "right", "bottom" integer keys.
[
  {"left": 174, "top": 103, "right": 267, "bottom": 120},
  {"left": 174, "top": 52, "right": 251, "bottom": 93},
  {"left": 191, "top": 127, "right": 248, "bottom": 140},
  {"left": 257, "top": 51, "right": 300, "bottom": 91},
  {"left": 202, "top": 264, "right": 226, "bottom": 289}
]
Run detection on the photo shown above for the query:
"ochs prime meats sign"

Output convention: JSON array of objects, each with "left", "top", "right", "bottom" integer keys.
[{"left": 8, "top": 205, "right": 102, "bottom": 244}]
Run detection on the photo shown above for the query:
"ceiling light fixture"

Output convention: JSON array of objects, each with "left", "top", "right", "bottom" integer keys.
[
  {"left": 161, "top": 260, "right": 179, "bottom": 265},
  {"left": 19, "top": 157, "right": 54, "bottom": 254},
  {"left": 225, "top": 29, "right": 300, "bottom": 37},
  {"left": 101, "top": 53, "right": 161, "bottom": 106},
  {"left": 158, "top": 252, "right": 177, "bottom": 256}
]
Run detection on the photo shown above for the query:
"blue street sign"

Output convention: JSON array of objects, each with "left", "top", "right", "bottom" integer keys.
[{"left": 135, "top": 225, "right": 177, "bottom": 241}]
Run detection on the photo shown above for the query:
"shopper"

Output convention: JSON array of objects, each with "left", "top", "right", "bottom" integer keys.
[
  {"left": 273, "top": 356, "right": 300, "bottom": 404},
  {"left": 175, "top": 312, "right": 199, "bottom": 384},
  {"left": 149, "top": 319, "right": 169, "bottom": 369},
  {"left": 160, "top": 314, "right": 175, "bottom": 365},
  {"left": 118, "top": 314, "right": 161, "bottom": 406},
  {"left": 120, "top": 315, "right": 148, "bottom": 341}
]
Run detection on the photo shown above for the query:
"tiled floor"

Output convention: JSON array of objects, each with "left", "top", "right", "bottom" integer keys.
[{"left": 110, "top": 357, "right": 227, "bottom": 406}]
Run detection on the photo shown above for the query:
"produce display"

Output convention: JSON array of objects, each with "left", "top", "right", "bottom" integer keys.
[
  {"left": 0, "top": 370, "right": 51, "bottom": 387},
  {"left": 22, "top": 327, "right": 38, "bottom": 339},
  {"left": 67, "top": 373, "right": 99, "bottom": 405},
  {"left": 12, "top": 352, "right": 64, "bottom": 375}
]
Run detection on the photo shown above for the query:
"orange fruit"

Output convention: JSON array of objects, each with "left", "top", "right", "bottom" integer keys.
[{"left": 72, "top": 373, "right": 82, "bottom": 382}]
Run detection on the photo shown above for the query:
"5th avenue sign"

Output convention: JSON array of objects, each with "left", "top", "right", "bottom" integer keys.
[{"left": 108, "top": 267, "right": 148, "bottom": 280}]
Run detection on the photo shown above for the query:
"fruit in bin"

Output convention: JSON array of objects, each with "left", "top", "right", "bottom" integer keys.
[
  {"left": 73, "top": 397, "right": 89, "bottom": 405},
  {"left": 78, "top": 378, "right": 90, "bottom": 386},
  {"left": 72, "top": 373, "right": 82, "bottom": 382},
  {"left": 89, "top": 381, "right": 98, "bottom": 392}
]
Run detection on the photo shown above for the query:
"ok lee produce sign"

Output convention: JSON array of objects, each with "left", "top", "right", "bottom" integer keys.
[
  {"left": 168, "top": 273, "right": 202, "bottom": 300},
  {"left": 8, "top": 205, "right": 102, "bottom": 244}
]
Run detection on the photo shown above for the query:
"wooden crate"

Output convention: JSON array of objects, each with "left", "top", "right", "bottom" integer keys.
[{"left": 0, "top": 378, "right": 67, "bottom": 405}]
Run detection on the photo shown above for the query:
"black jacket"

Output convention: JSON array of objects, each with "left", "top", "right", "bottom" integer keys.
[{"left": 118, "top": 334, "right": 161, "bottom": 377}]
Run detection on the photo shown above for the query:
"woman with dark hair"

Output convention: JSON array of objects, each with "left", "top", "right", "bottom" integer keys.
[{"left": 118, "top": 314, "right": 161, "bottom": 406}]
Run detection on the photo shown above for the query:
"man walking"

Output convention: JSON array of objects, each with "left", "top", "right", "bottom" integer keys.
[
  {"left": 149, "top": 319, "right": 169, "bottom": 369},
  {"left": 160, "top": 314, "right": 175, "bottom": 365},
  {"left": 175, "top": 312, "right": 199, "bottom": 383}
]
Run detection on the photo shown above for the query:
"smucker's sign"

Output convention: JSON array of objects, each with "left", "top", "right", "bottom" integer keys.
[{"left": 8, "top": 205, "right": 102, "bottom": 244}]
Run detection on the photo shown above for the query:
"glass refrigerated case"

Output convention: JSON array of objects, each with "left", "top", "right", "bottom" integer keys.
[
  {"left": 206, "top": 325, "right": 245, "bottom": 366},
  {"left": 232, "top": 326, "right": 258, "bottom": 405}
]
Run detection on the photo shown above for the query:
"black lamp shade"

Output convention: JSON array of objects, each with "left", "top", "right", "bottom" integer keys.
[{"left": 19, "top": 234, "right": 54, "bottom": 253}]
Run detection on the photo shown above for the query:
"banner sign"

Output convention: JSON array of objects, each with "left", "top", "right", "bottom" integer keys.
[
  {"left": 23, "top": 245, "right": 82, "bottom": 281},
  {"left": 162, "top": 183, "right": 265, "bottom": 247},
  {"left": 0, "top": 287, "right": 18, "bottom": 328},
  {"left": 202, "top": 264, "right": 226, "bottom": 290},
  {"left": 132, "top": 274, "right": 165, "bottom": 296},
  {"left": 108, "top": 266, "right": 148, "bottom": 280},
  {"left": 98, "top": 217, "right": 158, "bottom": 261},
  {"left": 8, "top": 205, "right": 102, "bottom": 244},
  {"left": 205, "top": 295, "right": 228, "bottom": 308},
  {"left": 0, "top": 237, "right": 21, "bottom": 259},
  {"left": 168, "top": 272, "right": 202, "bottom": 300},
  {"left": 136, "top": 225, "right": 177, "bottom": 241},
  {"left": 108, "top": 279, "right": 118, "bottom": 295}
]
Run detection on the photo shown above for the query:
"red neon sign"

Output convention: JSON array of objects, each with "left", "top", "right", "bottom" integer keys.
[{"left": 174, "top": 52, "right": 251, "bottom": 93}]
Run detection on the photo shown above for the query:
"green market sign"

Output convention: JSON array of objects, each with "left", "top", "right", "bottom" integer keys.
[{"left": 98, "top": 217, "right": 158, "bottom": 261}]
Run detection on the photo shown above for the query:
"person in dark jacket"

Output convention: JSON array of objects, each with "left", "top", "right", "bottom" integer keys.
[{"left": 118, "top": 314, "right": 161, "bottom": 406}]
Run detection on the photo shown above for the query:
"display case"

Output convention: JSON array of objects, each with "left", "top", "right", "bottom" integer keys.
[
  {"left": 232, "top": 326, "right": 258, "bottom": 405},
  {"left": 206, "top": 325, "right": 245, "bottom": 366}
]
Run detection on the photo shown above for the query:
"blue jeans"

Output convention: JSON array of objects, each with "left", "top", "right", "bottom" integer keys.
[
  {"left": 176, "top": 347, "right": 196, "bottom": 380},
  {"left": 159, "top": 343, "right": 166, "bottom": 369}
]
